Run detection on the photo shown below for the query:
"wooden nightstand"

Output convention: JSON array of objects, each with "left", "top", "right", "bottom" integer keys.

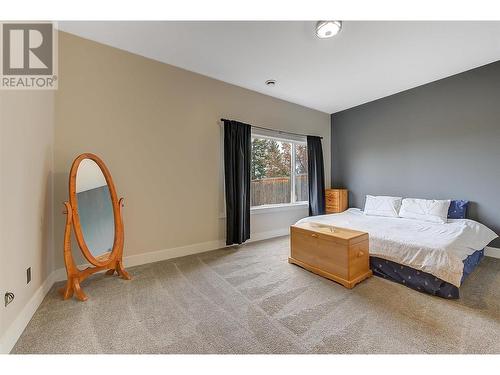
[{"left": 325, "top": 189, "right": 348, "bottom": 213}]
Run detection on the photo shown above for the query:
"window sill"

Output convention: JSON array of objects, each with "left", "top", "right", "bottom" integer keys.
[
  {"left": 250, "top": 202, "right": 308, "bottom": 215},
  {"left": 218, "top": 202, "right": 308, "bottom": 218}
]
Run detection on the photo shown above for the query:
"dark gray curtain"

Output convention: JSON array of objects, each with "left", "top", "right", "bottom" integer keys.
[
  {"left": 223, "top": 120, "right": 251, "bottom": 245},
  {"left": 307, "top": 136, "right": 325, "bottom": 216}
]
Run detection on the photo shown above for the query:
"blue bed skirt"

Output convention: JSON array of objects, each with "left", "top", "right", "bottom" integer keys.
[{"left": 370, "top": 249, "right": 484, "bottom": 299}]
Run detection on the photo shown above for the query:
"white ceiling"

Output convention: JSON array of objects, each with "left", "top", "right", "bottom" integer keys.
[{"left": 58, "top": 21, "right": 500, "bottom": 113}]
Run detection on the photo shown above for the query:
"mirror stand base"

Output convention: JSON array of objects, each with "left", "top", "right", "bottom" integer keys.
[
  {"left": 61, "top": 201, "right": 131, "bottom": 302},
  {"left": 106, "top": 260, "right": 131, "bottom": 280},
  {"left": 59, "top": 278, "right": 88, "bottom": 302}
]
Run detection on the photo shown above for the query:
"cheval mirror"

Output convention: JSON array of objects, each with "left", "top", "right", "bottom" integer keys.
[{"left": 60, "top": 153, "right": 131, "bottom": 301}]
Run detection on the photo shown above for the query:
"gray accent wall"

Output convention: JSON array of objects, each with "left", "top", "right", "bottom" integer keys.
[{"left": 331, "top": 61, "right": 500, "bottom": 247}]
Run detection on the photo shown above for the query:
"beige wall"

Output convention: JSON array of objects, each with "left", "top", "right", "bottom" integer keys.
[
  {"left": 54, "top": 32, "right": 330, "bottom": 269},
  {"left": 0, "top": 90, "right": 55, "bottom": 350}
]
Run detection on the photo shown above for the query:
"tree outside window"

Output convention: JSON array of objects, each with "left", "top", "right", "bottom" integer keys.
[{"left": 251, "top": 135, "right": 308, "bottom": 207}]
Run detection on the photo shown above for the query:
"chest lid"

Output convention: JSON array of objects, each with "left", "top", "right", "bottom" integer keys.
[{"left": 291, "top": 222, "right": 368, "bottom": 245}]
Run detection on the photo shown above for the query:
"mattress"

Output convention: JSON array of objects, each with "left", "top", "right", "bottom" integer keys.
[{"left": 296, "top": 208, "right": 497, "bottom": 287}]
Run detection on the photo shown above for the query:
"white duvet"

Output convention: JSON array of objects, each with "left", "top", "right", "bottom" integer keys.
[{"left": 296, "top": 208, "right": 498, "bottom": 287}]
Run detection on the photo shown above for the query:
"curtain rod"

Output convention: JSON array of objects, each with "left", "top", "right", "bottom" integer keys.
[{"left": 220, "top": 118, "right": 323, "bottom": 140}]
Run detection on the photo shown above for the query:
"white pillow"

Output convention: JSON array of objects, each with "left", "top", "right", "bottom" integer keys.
[
  {"left": 399, "top": 198, "right": 451, "bottom": 224},
  {"left": 364, "top": 195, "right": 402, "bottom": 217}
]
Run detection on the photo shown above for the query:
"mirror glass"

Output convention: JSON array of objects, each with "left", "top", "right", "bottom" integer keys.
[{"left": 76, "top": 159, "right": 115, "bottom": 261}]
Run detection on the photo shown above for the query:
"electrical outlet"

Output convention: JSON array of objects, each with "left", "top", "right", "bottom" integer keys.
[
  {"left": 27, "top": 267, "right": 31, "bottom": 284},
  {"left": 5, "top": 292, "right": 14, "bottom": 307}
]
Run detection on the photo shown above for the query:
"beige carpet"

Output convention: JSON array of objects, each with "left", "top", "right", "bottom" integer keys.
[{"left": 12, "top": 236, "right": 500, "bottom": 354}]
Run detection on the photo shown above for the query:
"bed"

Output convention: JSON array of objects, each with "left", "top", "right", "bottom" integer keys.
[{"left": 296, "top": 208, "right": 497, "bottom": 298}]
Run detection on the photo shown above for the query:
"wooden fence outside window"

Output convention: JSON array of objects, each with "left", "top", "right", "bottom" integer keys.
[{"left": 251, "top": 175, "right": 308, "bottom": 206}]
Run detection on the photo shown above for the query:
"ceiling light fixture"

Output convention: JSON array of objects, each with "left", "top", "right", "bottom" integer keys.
[
  {"left": 315, "top": 21, "right": 342, "bottom": 39},
  {"left": 265, "top": 79, "right": 276, "bottom": 86}
]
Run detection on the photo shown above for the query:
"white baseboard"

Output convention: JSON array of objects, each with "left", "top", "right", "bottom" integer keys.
[
  {"left": 485, "top": 246, "right": 500, "bottom": 259},
  {"left": 0, "top": 271, "right": 59, "bottom": 354},
  {"left": 1, "top": 228, "right": 290, "bottom": 353}
]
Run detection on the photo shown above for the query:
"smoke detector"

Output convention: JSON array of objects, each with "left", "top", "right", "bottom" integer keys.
[{"left": 315, "top": 21, "right": 342, "bottom": 39}]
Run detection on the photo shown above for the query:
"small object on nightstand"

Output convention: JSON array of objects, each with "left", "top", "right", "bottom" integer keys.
[{"left": 325, "top": 189, "right": 348, "bottom": 213}]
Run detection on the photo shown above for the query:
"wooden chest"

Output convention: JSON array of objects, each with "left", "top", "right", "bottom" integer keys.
[
  {"left": 289, "top": 222, "right": 372, "bottom": 288},
  {"left": 325, "top": 189, "right": 348, "bottom": 214}
]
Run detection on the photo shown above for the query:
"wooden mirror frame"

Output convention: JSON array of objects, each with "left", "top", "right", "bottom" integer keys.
[{"left": 60, "top": 153, "right": 131, "bottom": 301}]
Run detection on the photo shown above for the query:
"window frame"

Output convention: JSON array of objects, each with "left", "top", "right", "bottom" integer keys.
[{"left": 250, "top": 130, "right": 309, "bottom": 211}]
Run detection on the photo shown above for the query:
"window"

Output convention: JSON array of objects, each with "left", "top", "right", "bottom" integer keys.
[{"left": 250, "top": 131, "right": 308, "bottom": 208}]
